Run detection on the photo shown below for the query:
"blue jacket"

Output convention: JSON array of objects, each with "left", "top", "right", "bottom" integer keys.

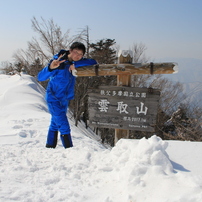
[{"left": 38, "top": 50, "right": 97, "bottom": 102}]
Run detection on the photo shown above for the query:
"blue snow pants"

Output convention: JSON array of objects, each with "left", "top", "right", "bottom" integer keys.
[{"left": 46, "top": 100, "right": 73, "bottom": 147}]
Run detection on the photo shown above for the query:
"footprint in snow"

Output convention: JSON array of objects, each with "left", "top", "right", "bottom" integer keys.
[
  {"left": 13, "top": 125, "right": 23, "bottom": 129},
  {"left": 18, "top": 131, "right": 27, "bottom": 138}
]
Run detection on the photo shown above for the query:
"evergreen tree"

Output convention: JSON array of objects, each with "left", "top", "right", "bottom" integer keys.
[{"left": 89, "top": 39, "right": 117, "bottom": 64}]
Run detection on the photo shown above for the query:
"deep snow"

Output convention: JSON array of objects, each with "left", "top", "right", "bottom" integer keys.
[{"left": 0, "top": 74, "right": 202, "bottom": 202}]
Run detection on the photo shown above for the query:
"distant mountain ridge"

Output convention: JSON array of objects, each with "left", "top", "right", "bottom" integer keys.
[{"left": 157, "top": 57, "right": 202, "bottom": 108}]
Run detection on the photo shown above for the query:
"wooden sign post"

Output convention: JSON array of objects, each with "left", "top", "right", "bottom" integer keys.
[
  {"left": 76, "top": 54, "right": 178, "bottom": 144},
  {"left": 115, "top": 52, "right": 132, "bottom": 143}
]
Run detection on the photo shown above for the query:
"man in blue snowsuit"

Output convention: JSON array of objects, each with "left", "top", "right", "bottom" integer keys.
[{"left": 38, "top": 42, "right": 97, "bottom": 149}]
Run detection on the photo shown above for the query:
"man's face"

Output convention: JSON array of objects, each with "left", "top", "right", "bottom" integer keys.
[{"left": 69, "top": 48, "right": 84, "bottom": 61}]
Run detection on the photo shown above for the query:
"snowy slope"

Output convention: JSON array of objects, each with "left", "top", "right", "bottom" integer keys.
[{"left": 0, "top": 74, "right": 202, "bottom": 202}]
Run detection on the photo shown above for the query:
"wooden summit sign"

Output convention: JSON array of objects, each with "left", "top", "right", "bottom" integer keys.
[
  {"left": 88, "top": 86, "right": 160, "bottom": 132},
  {"left": 76, "top": 57, "right": 178, "bottom": 143}
]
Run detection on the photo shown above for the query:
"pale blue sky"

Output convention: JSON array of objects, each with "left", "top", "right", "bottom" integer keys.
[{"left": 0, "top": 0, "right": 202, "bottom": 63}]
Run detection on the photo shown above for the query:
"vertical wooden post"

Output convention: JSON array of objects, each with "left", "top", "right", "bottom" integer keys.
[{"left": 114, "top": 51, "right": 132, "bottom": 144}]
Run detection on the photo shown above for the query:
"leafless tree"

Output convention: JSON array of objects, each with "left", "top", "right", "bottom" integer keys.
[
  {"left": 151, "top": 77, "right": 186, "bottom": 115},
  {"left": 132, "top": 42, "right": 149, "bottom": 63},
  {"left": 130, "top": 43, "right": 150, "bottom": 87},
  {"left": 13, "top": 17, "right": 72, "bottom": 77},
  {"left": 1, "top": 61, "right": 14, "bottom": 74},
  {"left": 31, "top": 17, "right": 71, "bottom": 56},
  {"left": 73, "top": 25, "right": 90, "bottom": 58}
]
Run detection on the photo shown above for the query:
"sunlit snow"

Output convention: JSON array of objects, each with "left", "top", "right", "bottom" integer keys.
[{"left": 0, "top": 74, "right": 202, "bottom": 202}]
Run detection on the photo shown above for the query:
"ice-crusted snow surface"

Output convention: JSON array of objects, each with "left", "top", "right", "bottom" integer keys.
[{"left": 1, "top": 74, "right": 202, "bottom": 202}]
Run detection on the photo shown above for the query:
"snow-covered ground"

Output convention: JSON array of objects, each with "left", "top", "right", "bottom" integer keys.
[{"left": 0, "top": 74, "right": 202, "bottom": 202}]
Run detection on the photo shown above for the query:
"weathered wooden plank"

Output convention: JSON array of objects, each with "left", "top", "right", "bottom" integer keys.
[
  {"left": 76, "top": 62, "right": 178, "bottom": 77},
  {"left": 88, "top": 86, "right": 160, "bottom": 131}
]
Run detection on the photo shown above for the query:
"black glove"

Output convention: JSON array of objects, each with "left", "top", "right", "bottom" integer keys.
[{"left": 58, "top": 50, "right": 69, "bottom": 60}]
